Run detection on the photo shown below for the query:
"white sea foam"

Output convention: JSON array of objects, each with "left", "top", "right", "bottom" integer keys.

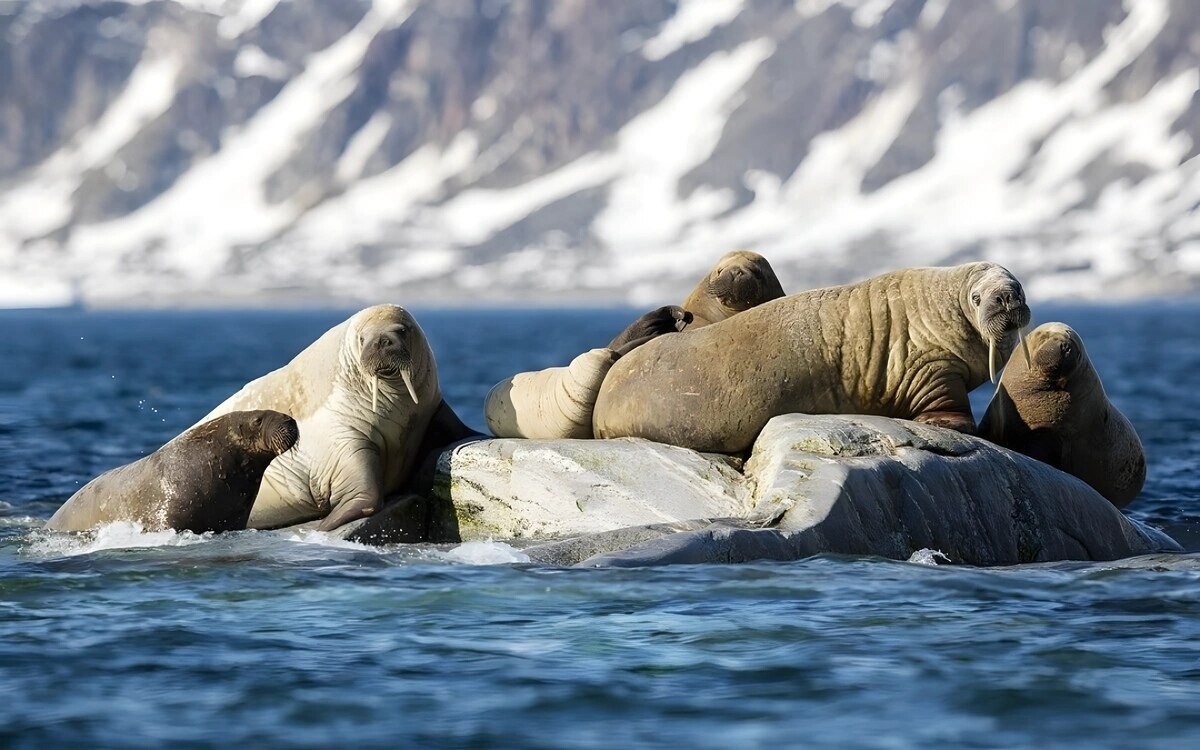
[
  {"left": 442, "top": 540, "right": 532, "bottom": 565},
  {"left": 282, "top": 528, "right": 381, "bottom": 552},
  {"left": 907, "top": 548, "right": 950, "bottom": 566},
  {"left": 27, "top": 521, "right": 210, "bottom": 558}
]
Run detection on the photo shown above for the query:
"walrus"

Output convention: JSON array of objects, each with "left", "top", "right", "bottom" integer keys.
[
  {"left": 197, "top": 304, "right": 442, "bottom": 531},
  {"left": 594, "top": 262, "right": 1032, "bottom": 453},
  {"left": 486, "top": 306, "right": 693, "bottom": 440},
  {"left": 979, "top": 322, "right": 1145, "bottom": 508},
  {"left": 47, "top": 411, "right": 298, "bottom": 533},
  {"left": 681, "top": 250, "right": 786, "bottom": 327}
]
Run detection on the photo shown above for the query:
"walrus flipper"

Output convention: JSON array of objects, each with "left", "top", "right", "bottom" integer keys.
[{"left": 607, "top": 305, "right": 692, "bottom": 351}]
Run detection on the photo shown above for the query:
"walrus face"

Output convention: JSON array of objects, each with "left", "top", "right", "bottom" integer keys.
[
  {"left": 232, "top": 410, "right": 298, "bottom": 455},
  {"left": 260, "top": 411, "right": 300, "bottom": 455},
  {"left": 1027, "top": 323, "right": 1085, "bottom": 385},
  {"left": 353, "top": 305, "right": 427, "bottom": 409},
  {"left": 966, "top": 265, "right": 1032, "bottom": 382},
  {"left": 706, "top": 250, "right": 786, "bottom": 312}
]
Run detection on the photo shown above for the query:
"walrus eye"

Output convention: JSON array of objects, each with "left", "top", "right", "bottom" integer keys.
[{"left": 971, "top": 293, "right": 981, "bottom": 306}]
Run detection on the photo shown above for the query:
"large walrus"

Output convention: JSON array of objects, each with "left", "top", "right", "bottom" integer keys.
[
  {"left": 594, "top": 262, "right": 1032, "bottom": 453},
  {"left": 681, "top": 249, "right": 785, "bottom": 327},
  {"left": 979, "top": 322, "right": 1146, "bottom": 508},
  {"left": 198, "top": 305, "right": 443, "bottom": 531},
  {"left": 48, "top": 411, "right": 298, "bottom": 533}
]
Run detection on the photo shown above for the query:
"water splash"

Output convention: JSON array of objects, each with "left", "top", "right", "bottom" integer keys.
[
  {"left": 442, "top": 540, "right": 531, "bottom": 565},
  {"left": 25, "top": 521, "right": 210, "bottom": 558},
  {"left": 907, "top": 548, "right": 950, "bottom": 566}
]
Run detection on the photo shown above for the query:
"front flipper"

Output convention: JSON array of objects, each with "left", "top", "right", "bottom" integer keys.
[
  {"left": 914, "top": 410, "right": 978, "bottom": 435},
  {"left": 607, "top": 305, "right": 692, "bottom": 351},
  {"left": 318, "top": 450, "right": 383, "bottom": 531}
]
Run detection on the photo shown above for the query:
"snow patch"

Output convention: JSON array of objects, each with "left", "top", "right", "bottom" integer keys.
[
  {"left": 67, "top": 0, "right": 418, "bottom": 281},
  {"left": 643, "top": 0, "right": 744, "bottom": 61},
  {"left": 217, "top": 0, "right": 282, "bottom": 39},
  {"left": 0, "top": 48, "right": 180, "bottom": 251},
  {"left": 596, "top": 39, "right": 775, "bottom": 269},
  {"left": 233, "top": 44, "right": 288, "bottom": 79}
]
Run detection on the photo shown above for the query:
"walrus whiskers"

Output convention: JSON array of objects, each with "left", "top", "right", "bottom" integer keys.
[{"left": 401, "top": 370, "right": 419, "bottom": 405}]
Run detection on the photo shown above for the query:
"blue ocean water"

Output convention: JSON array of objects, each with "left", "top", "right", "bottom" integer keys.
[{"left": 1, "top": 304, "right": 1198, "bottom": 748}]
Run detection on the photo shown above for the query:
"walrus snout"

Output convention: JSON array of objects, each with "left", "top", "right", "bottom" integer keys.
[
  {"left": 265, "top": 414, "right": 300, "bottom": 455},
  {"left": 1033, "top": 332, "right": 1082, "bottom": 378}
]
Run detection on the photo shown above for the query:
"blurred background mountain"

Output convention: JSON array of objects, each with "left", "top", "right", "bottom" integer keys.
[{"left": 0, "top": 0, "right": 1196, "bottom": 307}]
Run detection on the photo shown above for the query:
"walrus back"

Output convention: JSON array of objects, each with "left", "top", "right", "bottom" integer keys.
[
  {"left": 594, "top": 266, "right": 985, "bottom": 453},
  {"left": 197, "top": 320, "right": 348, "bottom": 425}
]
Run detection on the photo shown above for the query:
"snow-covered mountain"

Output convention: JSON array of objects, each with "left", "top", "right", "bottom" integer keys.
[{"left": 1, "top": 0, "right": 1197, "bottom": 307}]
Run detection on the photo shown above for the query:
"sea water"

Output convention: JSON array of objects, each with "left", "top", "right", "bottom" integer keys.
[{"left": 1, "top": 305, "right": 1198, "bottom": 748}]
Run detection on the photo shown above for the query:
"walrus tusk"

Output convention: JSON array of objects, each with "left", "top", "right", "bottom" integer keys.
[
  {"left": 988, "top": 337, "right": 998, "bottom": 384},
  {"left": 401, "top": 370, "right": 419, "bottom": 405},
  {"left": 372, "top": 374, "right": 379, "bottom": 412},
  {"left": 1019, "top": 327, "right": 1031, "bottom": 366}
]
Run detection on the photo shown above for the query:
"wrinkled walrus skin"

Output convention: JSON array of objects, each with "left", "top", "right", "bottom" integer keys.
[
  {"left": 485, "top": 348, "right": 621, "bottom": 440},
  {"left": 47, "top": 411, "right": 298, "bottom": 533},
  {"left": 594, "top": 263, "right": 1031, "bottom": 454},
  {"left": 198, "top": 305, "right": 441, "bottom": 531},
  {"left": 681, "top": 250, "right": 786, "bottom": 328},
  {"left": 980, "top": 322, "right": 1146, "bottom": 509}
]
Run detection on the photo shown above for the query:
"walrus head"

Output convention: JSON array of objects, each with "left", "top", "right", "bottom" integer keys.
[
  {"left": 966, "top": 264, "right": 1032, "bottom": 383},
  {"left": 1026, "top": 323, "right": 1087, "bottom": 386},
  {"left": 704, "top": 250, "right": 786, "bottom": 313},
  {"left": 228, "top": 410, "right": 298, "bottom": 455},
  {"left": 352, "top": 304, "right": 428, "bottom": 410}
]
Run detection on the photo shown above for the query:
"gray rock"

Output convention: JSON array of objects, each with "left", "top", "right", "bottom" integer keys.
[
  {"left": 579, "top": 415, "right": 1180, "bottom": 567},
  {"left": 306, "top": 414, "right": 1179, "bottom": 569},
  {"left": 429, "top": 437, "right": 749, "bottom": 540}
]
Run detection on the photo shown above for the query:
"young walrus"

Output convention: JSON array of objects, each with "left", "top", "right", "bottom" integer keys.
[
  {"left": 47, "top": 411, "right": 298, "bottom": 533},
  {"left": 594, "top": 262, "right": 1031, "bottom": 453},
  {"left": 980, "top": 322, "right": 1146, "bottom": 509},
  {"left": 681, "top": 250, "right": 786, "bottom": 327}
]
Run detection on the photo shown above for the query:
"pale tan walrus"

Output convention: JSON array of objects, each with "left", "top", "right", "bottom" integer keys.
[
  {"left": 980, "top": 322, "right": 1146, "bottom": 508},
  {"left": 484, "top": 307, "right": 693, "bottom": 440},
  {"left": 681, "top": 249, "right": 785, "bottom": 327},
  {"left": 594, "top": 262, "right": 1032, "bottom": 454},
  {"left": 197, "top": 305, "right": 441, "bottom": 530}
]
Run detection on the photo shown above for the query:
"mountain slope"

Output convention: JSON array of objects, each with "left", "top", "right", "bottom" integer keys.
[{"left": 0, "top": 0, "right": 1197, "bottom": 307}]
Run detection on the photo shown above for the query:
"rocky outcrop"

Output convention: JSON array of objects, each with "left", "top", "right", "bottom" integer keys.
[{"left": 319, "top": 414, "right": 1180, "bottom": 567}]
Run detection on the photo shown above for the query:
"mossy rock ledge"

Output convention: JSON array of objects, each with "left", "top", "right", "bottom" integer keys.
[{"left": 318, "top": 414, "right": 1180, "bottom": 567}]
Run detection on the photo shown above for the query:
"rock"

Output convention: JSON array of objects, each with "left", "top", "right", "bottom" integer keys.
[
  {"left": 428, "top": 437, "right": 750, "bottom": 540},
  {"left": 578, "top": 415, "right": 1180, "bottom": 567},
  {"left": 302, "top": 414, "right": 1180, "bottom": 568}
]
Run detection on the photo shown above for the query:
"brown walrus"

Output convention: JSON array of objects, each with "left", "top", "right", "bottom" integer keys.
[
  {"left": 681, "top": 249, "right": 786, "bottom": 327},
  {"left": 47, "top": 411, "right": 298, "bottom": 533},
  {"left": 594, "top": 262, "right": 1032, "bottom": 453},
  {"left": 980, "top": 322, "right": 1146, "bottom": 508}
]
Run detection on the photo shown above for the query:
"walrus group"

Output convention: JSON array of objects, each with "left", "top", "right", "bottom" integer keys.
[{"left": 47, "top": 253, "right": 1146, "bottom": 539}]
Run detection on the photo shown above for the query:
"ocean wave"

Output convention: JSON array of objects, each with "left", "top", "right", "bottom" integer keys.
[{"left": 25, "top": 521, "right": 212, "bottom": 558}]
